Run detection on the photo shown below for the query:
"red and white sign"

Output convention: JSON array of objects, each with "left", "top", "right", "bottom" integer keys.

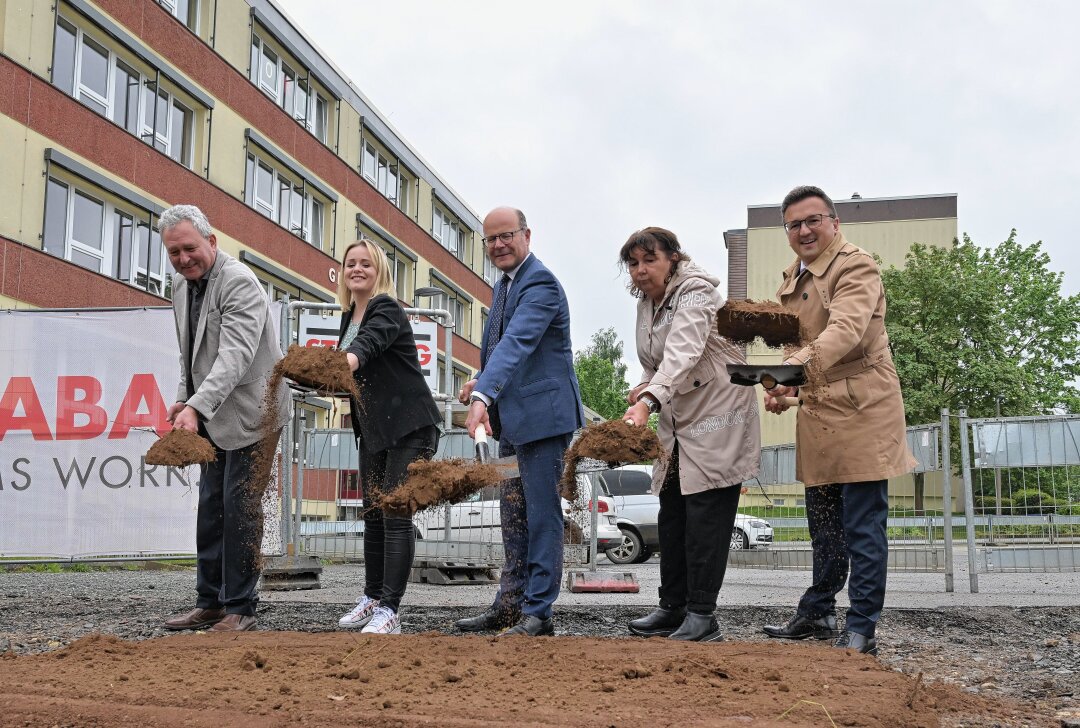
[{"left": 0, "top": 307, "right": 282, "bottom": 560}]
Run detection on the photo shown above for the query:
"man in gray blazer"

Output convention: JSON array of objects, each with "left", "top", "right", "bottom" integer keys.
[{"left": 159, "top": 204, "right": 289, "bottom": 632}]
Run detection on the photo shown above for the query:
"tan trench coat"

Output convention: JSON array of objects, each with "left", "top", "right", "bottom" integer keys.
[
  {"left": 777, "top": 233, "right": 916, "bottom": 487},
  {"left": 637, "top": 262, "right": 761, "bottom": 495}
]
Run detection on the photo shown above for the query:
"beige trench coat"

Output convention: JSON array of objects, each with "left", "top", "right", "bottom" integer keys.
[
  {"left": 777, "top": 233, "right": 917, "bottom": 487},
  {"left": 637, "top": 262, "right": 761, "bottom": 495}
]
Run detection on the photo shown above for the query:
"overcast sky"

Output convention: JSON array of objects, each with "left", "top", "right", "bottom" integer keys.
[{"left": 277, "top": 0, "right": 1079, "bottom": 385}]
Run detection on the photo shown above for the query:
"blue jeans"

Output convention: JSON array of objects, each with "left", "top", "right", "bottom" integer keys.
[
  {"left": 491, "top": 433, "right": 572, "bottom": 621},
  {"left": 797, "top": 480, "right": 889, "bottom": 637}
]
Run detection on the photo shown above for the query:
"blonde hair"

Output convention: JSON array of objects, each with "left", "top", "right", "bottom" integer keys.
[{"left": 337, "top": 239, "right": 395, "bottom": 308}]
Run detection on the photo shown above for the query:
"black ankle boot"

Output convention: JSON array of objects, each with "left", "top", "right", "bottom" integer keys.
[
  {"left": 628, "top": 606, "right": 686, "bottom": 637},
  {"left": 668, "top": 611, "right": 723, "bottom": 642}
]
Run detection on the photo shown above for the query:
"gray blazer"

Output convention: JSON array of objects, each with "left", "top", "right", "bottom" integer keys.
[{"left": 172, "top": 250, "right": 289, "bottom": 451}]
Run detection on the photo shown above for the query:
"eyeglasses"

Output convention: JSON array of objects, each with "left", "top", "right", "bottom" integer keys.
[
  {"left": 482, "top": 228, "right": 524, "bottom": 247},
  {"left": 783, "top": 214, "right": 835, "bottom": 234}
]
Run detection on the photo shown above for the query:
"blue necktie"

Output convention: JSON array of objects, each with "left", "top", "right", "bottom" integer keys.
[{"left": 485, "top": 274, "right": 510, "bottom": 363}]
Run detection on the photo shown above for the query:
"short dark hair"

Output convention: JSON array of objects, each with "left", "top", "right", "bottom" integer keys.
[
  {"left": 618, "top": 227, "right": 691, "bottom": 299},
  {"left": 780, "top": 185, "right": 837, "bottom": 217}
]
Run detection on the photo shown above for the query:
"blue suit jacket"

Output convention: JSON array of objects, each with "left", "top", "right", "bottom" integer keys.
[{"left": 476, "top": 254, "right": 584, "bottom": 445}]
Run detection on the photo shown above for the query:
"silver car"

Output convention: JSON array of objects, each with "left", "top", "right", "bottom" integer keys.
[{"left": 598, "top": 465, "right": 773, "bottom": 565}]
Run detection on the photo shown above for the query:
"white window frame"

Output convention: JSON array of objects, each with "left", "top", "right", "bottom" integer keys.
[
  {"left": 53, "top": 15, "right": 195, "bottom": 168},
  {"left": 251, "top": 32, "right": 330, "bottom": 143},
  {"left": 483, "top": 256, "right": 498, "bottom": 287},
  {"left": 245, "top": 152, "right": 328, "bottom": 247},
  {"left": 433, "top": 207, "right": 465, "bottom": 260},
  {"left": 362, "top": 141, "right": 401, "bottom": 206},
  {"left": 156, "top": 0, "right": 198, "bottom": 32},
  {"left": 43, "top": 175, "right": 169, "bottom": 296}
]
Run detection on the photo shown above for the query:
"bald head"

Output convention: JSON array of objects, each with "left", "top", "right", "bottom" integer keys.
[{"left": 483, "top": 206, "right": 531, "bottom": 272}]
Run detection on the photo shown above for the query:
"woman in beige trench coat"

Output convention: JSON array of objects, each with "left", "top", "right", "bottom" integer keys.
[{"left": 620, "top": 227, "right": 760, "bottom": 642}]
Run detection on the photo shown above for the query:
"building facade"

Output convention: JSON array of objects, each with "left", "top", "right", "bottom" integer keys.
[
  {"left": 725, "top": 192, "right": 958, "bottom": 508},
  {"left": 0, "top": 0, "right": 492, "bottom": 396}
]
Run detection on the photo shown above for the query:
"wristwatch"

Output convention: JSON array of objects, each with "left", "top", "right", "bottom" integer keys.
[
  {"left": 641, "top": 394, "right": 661, "bottom": 414},
  {"left": 469, "top": 393, "right": 488, "bottom": 407}
]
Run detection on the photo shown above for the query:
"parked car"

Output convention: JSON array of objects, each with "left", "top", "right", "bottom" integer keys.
[
  {"left": 598, "top": 465, "right": 773, "bottom": 565},
  {"left": 413, "top": 471, "right": 623, "bottom": 552}
]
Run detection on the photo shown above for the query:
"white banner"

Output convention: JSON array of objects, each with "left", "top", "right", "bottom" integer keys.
[{"left": 0, "top": 308, "right": 196, "bottom": 559}]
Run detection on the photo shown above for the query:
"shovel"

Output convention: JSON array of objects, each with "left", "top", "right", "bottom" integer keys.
[
  {"left": 726, "top": 364, "right": 804, "bottom": 407},
  {"left": 473, "top": 428, "right": 520, "bottom": 479}
]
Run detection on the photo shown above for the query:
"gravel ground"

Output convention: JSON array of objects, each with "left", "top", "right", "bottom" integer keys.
[{"left": 1, "top": 566, "right": 1078, "bottom": 722}]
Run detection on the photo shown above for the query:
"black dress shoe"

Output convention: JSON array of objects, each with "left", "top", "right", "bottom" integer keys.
[
  {"left": 628, "top": 606, "right": 686, "bottom": 637},
  {"left": 834, "top": 630, "right": 878, "bottom": 655},
  {"left": 455, "top": 608, "right": 519, "bottom": 632},
  {"left": 499, "top": 615, "right": 554, "bottom": 637},
  {"left": 763, "top": 613, "right": 839, "bottom": 640},
  {"left": 668, "top": 612, "right": 723, "bottom": 642}
]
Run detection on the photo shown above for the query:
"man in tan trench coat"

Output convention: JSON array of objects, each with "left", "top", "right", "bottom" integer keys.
[{"left": 761, "top": 186, "right": 916, "bottom": 656}]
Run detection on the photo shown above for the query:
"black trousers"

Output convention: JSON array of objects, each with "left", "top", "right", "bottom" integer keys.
[
  {"left": 359, "top": 425, "right": 439, "bottom": 612},
  {"left": 195, "top": 436, "right": 262, "bottom": 617},
  {"left": 657, "top": 443, "right": 742, "bottom": 615},
  {"left": 797, "top": 480, "right": 889, "bottom": 638}
]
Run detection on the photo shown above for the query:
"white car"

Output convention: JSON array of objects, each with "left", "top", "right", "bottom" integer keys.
[
  {"left": 413, "top": 471, "right": 624, "bottom": 553},
  {"left": 598, "top": 464, "right": 773, "bottom": 565}
]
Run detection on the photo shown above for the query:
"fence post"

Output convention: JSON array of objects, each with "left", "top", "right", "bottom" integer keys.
[
  {"left": 958, "top": 408, "right": 979, "bottom": 593},
  {"left": 279, "top": 299, "right": 294, "bottom": 556},
  {"left": 940, "top": 409, "right": 954, "bottom": 592},
  {"left": 294, "top": 422, "right": 307, "bottom": 556}
]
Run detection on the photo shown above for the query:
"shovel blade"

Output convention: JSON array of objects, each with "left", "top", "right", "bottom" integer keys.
[{"left": 726, "top": 364, "right": 806, "bottom": 388}]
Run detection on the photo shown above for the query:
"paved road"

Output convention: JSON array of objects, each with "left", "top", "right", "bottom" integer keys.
[{"left": 263, "top": 552, "right": 1080, "bottom": 610}]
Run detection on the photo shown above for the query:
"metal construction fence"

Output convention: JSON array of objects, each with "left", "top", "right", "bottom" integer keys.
[{"left": 739, "top": 411, "right": 1080, "bottom": 591}]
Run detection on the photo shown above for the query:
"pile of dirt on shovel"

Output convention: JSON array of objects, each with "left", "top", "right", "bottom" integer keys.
[
  {"left": 144, "top": 428, "right": 216, "bottom": 467},
  {"left": 378, "top": 459, "right": 504, "bottom": 515},
  {"left": 716, "top": 299, "right": 803, "bottom": 347},
  {"left": 274, "top": 344, "right": 359, "bottom": 398},
  {"left": 559, "top": 420, "right": 663, "bottom": 500}
]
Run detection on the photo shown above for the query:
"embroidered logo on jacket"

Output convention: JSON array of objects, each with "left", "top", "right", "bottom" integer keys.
[{"left": 688, "top": 407, "right": 748, "bottom": 438}]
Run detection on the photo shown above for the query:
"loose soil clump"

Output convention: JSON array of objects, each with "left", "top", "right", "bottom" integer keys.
[
  {"left": 274, "top": 344, "right": 359, "bottom": 398},
  {"left": 717, "top": 299, "right": 803, "bottom": 347},
  {"left": 560, "top": 420, "right": 663, "bottom": 500},
  {"left": 144, "top": 429, "right": 216, "bottom": 467},
  {"left": 379, "top": 459, "right": 504, "bottom": 515}
]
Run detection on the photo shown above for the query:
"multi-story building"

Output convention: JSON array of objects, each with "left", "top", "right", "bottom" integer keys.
[
  {"left": 725, "top": 192, "right": 958, "bottom": 509},
  {"left": 0, "top": 0, "right": 492, "bottom": 397}
]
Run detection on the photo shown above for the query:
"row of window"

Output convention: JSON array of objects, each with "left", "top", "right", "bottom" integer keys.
[
  {"left": 245, "top": 152, "right": 325, "bottom": 246},
  {"left": 42, "top": 176, "right": 170, "bottom": 297},
  {"left": 249, "top": 33, "right": 329, "bottom": 143},
  {"left": 52, "top": 16, "right": 194, "bottom": 167}
]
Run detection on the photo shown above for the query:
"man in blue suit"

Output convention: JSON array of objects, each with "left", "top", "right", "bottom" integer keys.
[{"left": 456, "top": 206, "right": 584, "bottom": 637}]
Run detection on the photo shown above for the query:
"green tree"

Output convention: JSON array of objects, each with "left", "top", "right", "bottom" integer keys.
[
  {"left": 882, "top": 232, "right": 1080, "bottom": 512},
  {"left": 574, "top": 327, "right": 630, "bottom": 421},
  {"left": 883, "top": 231, "right": 1080, "bottom": 423}
]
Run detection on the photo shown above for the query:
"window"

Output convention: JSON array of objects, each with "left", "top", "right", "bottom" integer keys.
[
  {"left": 156, "top": 0, "right": 198, "bottom": 32},
  {"left": 250, "top": 32, "right": 330, "bottom": 143},
  {"left": 483, "top": 256, "right": 498, "bottom": 286},
  {"left": 429, "top": 290, "right": 467, "bottom": 338},
  {"left": 245, "top": 152, "right": 328, "bottom": 247},
  {"left": 361, "top": 141, "right": 408, "bottom": 209},
  {"left": 51, "top": 16, "right": 195, "bottom": 167},
  {"left": 772, "top": 498, "right": 786, "bottom": 506},
  {"left": 600, "top": 469, "right": 653, "bottom": 496},
  {"left": 433, "top": 206, "right": 466, "bottom": 261},
  {"left": 42, "top": 176, "right": 169, "bottom": 297}
]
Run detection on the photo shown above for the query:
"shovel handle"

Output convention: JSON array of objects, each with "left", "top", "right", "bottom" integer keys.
[
  {"left": 473, "top": 427, "right": 491, "bottom": 463},
  {"left": 777, "top": 396, "right": 801, "bottom": 407}
]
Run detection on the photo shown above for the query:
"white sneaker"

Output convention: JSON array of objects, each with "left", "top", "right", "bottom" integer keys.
[
  {"left": 338, "top": 596, "right": 379, "bottom": 628},
  {"left": 361, "top": 606, "right": 401, "bottom": 634}
]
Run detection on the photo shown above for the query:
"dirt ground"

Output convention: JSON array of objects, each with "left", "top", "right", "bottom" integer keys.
[
  {"left": 2, "top": 575, "right": 1078, "bottom": 727},
  {"left": 0, "top": 630, "right": 1048, "bottom": 728}
]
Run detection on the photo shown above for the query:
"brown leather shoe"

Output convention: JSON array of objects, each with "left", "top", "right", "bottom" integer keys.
[
  {"left": 163, "top": 607, "right": 226, "bottom": 631},
  {"left": 209, "top": 614, "right": 257, "bottom": 632}
]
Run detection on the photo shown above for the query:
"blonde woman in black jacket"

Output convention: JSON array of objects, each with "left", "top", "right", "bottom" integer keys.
[{"left": 334, "top": 239, "right": 441, "bottom": 634}]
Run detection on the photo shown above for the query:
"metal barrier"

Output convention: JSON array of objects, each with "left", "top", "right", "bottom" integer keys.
[{"left": 956, "top": 410, "right": 1080, "bottom": 586}]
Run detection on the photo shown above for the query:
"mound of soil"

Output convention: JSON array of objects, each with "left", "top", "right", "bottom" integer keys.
[
  {"left": 274, "top": 345, "right": 359, "bottom": 398},
  {"left": 378, "top": 459, "right": 504, "bottom": 515},
  {"left": 0, "top": 631, "right": 1044, "bottom": 727},
  {"left": 144, "top": 429, "right": 216, "bottom": 467},
  {"left": 560, "top": 421, "right": 663, "bottom": 500},
  {"left": 717, "top": 299, "right": 803, "bottom": 348}
]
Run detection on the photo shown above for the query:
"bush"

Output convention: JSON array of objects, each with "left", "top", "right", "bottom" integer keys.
[
  {"left": 1011, "top": 489, "right": 1061, "bottom": 514},
  {"left": 974, "top": 496, "right": 1014, "bottom": 512}
]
